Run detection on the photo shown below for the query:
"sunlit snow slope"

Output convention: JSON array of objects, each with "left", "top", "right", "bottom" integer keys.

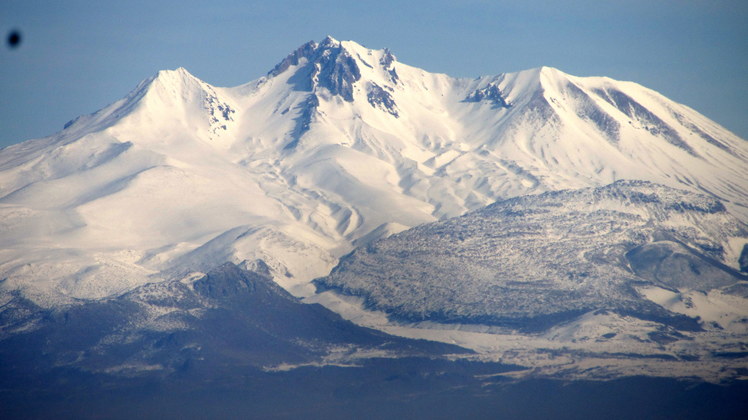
[{"left": 1, "top": 36, "right": 746, "bottom": 305}]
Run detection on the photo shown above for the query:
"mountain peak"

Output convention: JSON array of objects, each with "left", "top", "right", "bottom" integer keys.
[
  {"left": 518, "top": 66, "right": 571, "bottom": 88},
  {"left": 2, "top": 37, "right": 747, "bottom": 387},
  {"left": 538, "top": 66, "right": 575, "bottom": 83},
  {"left": 538, "top": 65, "right": 564, "bottom": 74},
  {"left": 135, "top": 66, "right": 213, "bottom": 109},
  {"left": 268, "top": 36, "right": 362, "bottom": 102},
  {"left": 151, "top": 67, "right": 202, "bottom": 84},
  {"left": 320, "top": 34, "right": 340, "bottom": 47},
  {"left": 265, "top": 37, "right": 403, "bottom": 107},
  {"left": 268, "top": 36, "right": 349, "bottom": 78},
  {"left": 1, "top": 37, "right": 746, "bottom": 311}
]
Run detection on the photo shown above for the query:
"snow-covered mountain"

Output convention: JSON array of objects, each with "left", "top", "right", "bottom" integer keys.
[{"left": 1, "top": 36, "right": 746, "bottom": 308}]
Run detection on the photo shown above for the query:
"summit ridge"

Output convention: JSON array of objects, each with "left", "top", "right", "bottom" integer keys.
[
  {"left": 0, "top": 36, "right": 747, "bottom": 384},
  {"left": 0, "top": 36, "right": 745, "bottom": 312}
]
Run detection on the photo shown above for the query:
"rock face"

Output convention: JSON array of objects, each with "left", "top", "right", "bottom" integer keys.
[
  {"left": 316, "top": 180, "right": 748, "bottom": 330},
  {"left": 464, "top": 83, "right": 510, "bottom": 108},
  {"left": 272, "top": 36, "right": 362, "bottom": 101},
  {"left": 739, "top": 244, "right": 748, "bottom": 273},
  {"left": 367, "top": 83, "right": 399, "bottom": 117}
]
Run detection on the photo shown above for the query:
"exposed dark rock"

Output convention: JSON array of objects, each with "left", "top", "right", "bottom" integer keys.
[
  {"left": 205, "top": 95, "right": 234, "bottom": 122},
  {"left": 285, "top": 93, "right": 319, "bottom": 150},
  {"left": 267, "top": 40, "right": 318, "bottom": 77},
  {"left": 270, "top": 37, "right": 362, "bottom": 102},
  {"left": 310, "top": 38, "right": 362, "bottom": 101},
  {"left": 665, "top": 199, "right": 726, "bottom": 214},
  {"left": 380, "top": 48, "right": 396, "bottom": 68},
  {"left": 380, "top": 48, "right": 399, "bottom": 84},
  {"left": 740, "top": 244, "right": 748, "bottom": 273},
  {"left": 367, "top": 83, "right": 399, "bottom": 117},
  {"left": 63, "top": 117, "right": 79, "bottom": 129},
  {"left": 464, "top": 83, "right": 510, "bottom": 108}
]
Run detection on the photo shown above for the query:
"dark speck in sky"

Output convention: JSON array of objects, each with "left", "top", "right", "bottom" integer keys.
[{"left": 7, "top": 30, "right": 22, "bottom": 49}]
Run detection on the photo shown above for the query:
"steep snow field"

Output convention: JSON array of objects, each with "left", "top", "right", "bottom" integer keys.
[{"left": 0, "top": 36, "right": 746, "bottom": 307}]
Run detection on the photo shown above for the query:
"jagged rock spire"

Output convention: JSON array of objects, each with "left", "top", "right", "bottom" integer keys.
[{"left": 268, "top": 36, "right": 361, "bottom": 102}]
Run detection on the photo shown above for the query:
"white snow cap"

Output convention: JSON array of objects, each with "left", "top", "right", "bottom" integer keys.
[{"left": 0, "top": 37, "right": 745, "bottom": 307}]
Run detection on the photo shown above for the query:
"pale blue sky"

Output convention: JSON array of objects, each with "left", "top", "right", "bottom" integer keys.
[{"left": 1, "top": 0, "right": 747, "bottom": 147}]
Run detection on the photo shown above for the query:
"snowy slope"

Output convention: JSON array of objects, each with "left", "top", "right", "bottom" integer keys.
[{"left": 0, "top": 36, "right": 747, "bottom": 306}]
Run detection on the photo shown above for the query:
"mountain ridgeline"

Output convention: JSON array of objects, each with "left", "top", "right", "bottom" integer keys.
[
  {"left": 0, "top": 37, "right": 747, "bottom": 389},
  {"left": 2, "top": 37, "right": 747, "bottom": 305}
]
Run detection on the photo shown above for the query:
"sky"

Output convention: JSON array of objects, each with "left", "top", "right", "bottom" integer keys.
[{"left": 1, "top": 0, "right": 747, "bottom": 148}]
